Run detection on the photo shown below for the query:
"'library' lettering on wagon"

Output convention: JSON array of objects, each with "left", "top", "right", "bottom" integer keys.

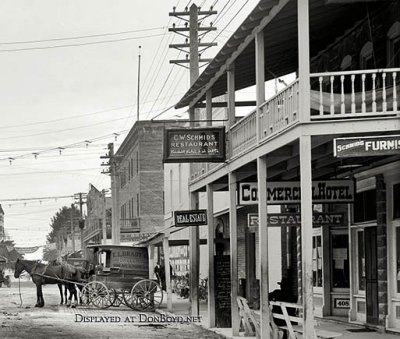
[{"left": 238, "top": 180, "right": 354, "bottom": 205}]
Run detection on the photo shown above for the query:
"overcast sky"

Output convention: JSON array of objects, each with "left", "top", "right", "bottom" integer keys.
[{"left": 0, "top": 0, "right": 267, "bottom": 248}]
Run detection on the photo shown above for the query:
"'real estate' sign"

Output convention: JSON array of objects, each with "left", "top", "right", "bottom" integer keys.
[
  {"left": 334, "top": 135, "right": 400, "bottom": 158},
  {"left": 239, "top": 180, "right": 354, "bottom": 205},
  {"left": 248, "top": 212, "right": 345, "bottom": 229},
  {"left": 174, "top": 209, "right": 208, "bottom": 226},
  {"left": 163, "top": 127, "right": 226, "bottom": 163}
]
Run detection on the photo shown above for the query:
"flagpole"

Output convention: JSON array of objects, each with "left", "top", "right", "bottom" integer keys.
[{"left": 137, "top": 45, "right": 141, "bottom": 122}]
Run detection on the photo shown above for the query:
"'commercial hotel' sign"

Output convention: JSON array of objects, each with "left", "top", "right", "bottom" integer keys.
[
  {"left": 238, "top": 180, "right": 354, "bottom": 205},
  {"left": 163, "top": 127, "right": 226, "bottom": 163}
]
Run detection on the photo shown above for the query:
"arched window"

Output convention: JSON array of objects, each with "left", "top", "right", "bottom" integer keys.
[
  {"left": 340, "top": 55, "right": 352, "bottom": 71},
  {"left": 359, "top": 42, "right": 375, "bottom": 91},
  {"left": 387, "top": 21, "right": 400, "bottom": 68},
  {"left": 360, "top": 41, "right": 374, "bottom": 69}
]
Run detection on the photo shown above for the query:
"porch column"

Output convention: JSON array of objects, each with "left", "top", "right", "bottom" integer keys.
[
  {"left": 206, "top": 89, "right": 212, "bottom": 126},
  {"left": 207, "top": 184, "right": 216, "bottom": 327},
  {"left": 229, "top": 171, "right": 240, "bottom": 336},
  {"left": 297, "top": 0, "right": 311, "bottom": 123},
  {"left": 300, "top": 135, "right": 314, "bottom": 339},
  {"left": 148, "top": 245, "right": 155, "bottom": 279},
  {"left": 190, "top": 191, "right": 200, "bottom": 316},
  {"left": 258, "top": 155, "right": 270, "bottom": 339},
  {"left": 227, "top": 65, "right": 235, "bottom": 156},
  {"left": 163, "top": 237, "right": 173, "bottom": 312},
  {"left": 255, "top": 31, "right": 265, "bottom": 142}
]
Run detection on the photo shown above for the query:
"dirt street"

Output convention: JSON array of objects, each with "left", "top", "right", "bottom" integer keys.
[{"left": 0, "top": 279, "right": 223, "bottom": 339}]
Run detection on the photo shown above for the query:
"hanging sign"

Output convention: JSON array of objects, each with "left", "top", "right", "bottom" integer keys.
[
  {"left": 334, "top": 135, "right": 400, "bottom": 158},
  {"left": 174, "top": 209, "right": 208, "bottom": 226},
  {"left": 239, "top": 180, "right": 354, "bottom": 205},
  {"left": 248, "top": 212, "right": 345, "bottom": 230},
  {"left": 163, "top": 127, "right": 226, "bottom": 163},
  {"left": 120, "top": 232, "right": 152, "bottom": 243}
]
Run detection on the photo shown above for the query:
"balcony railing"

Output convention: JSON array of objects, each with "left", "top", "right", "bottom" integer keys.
[
  {"left": 190, "top": 68, "right": 399, "bottom": 182},
  {"left": 120, "top": 218, "right": 140, "bottom": 232},
  {"left": 310, "top": 68, "right": 400, "bottom": 119}
]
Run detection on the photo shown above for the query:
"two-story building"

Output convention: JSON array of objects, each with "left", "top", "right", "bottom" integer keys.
[
  {"left": 175, "top": 0, "right": 400, "bottom": 337},
  {"left": 83, "top": 184, "right": 111, "bottom": 247}
]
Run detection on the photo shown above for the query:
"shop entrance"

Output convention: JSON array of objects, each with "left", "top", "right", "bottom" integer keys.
[{"left": 364, "top": 227, "right": 379, "bottom": 325}]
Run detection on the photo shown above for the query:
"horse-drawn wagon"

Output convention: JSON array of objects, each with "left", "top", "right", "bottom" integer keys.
[{"left": 80, "top": 244, "right": 163, "bottom": 311}]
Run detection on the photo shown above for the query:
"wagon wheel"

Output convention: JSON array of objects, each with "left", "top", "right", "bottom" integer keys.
[
  {"left": 128, "top": 279, "right": 163, "bottom": 311},
  {"left": 123, "top": 289, "right": 138, "bottom": 309},
  {"left": 80, "top": 281, "right": 112, "bottom": 309},
  {"left": 109, "top": 288, "right": 123, "bottom": 307}
]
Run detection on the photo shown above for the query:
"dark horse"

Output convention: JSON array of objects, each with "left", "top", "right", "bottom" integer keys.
[{"left": 14, "top": 258, "right": 83, "bottom": 308}]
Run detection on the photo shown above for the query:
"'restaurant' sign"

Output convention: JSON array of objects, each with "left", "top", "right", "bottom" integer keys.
[
  {"left": 248, "top": 212, "right": 345, "bottom": 229},
  {"left": 174, "top": 209, "right": 208, "bottom": 226},
  {"left": 239, "top": 180, "right": 354, "bottom": 205},
  {"left": 163, "top": 127, "right": 226, "bottom": 163},
  {"left": 334, "top": 135, "right": 400, "bottom": 158}
]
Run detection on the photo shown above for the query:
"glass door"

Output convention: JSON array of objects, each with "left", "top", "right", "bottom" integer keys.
[{"left": 330, "top": 229, "right": 350, "bottom": 316}]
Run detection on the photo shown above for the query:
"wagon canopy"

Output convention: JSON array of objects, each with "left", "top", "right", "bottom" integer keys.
[{"left": 86, "top": 245, "right": 149, "bottom": 278}]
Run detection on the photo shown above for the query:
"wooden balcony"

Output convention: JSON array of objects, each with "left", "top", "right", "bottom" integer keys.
[
  {"left": 120, "top": 218, "right": 140, "bottom": 233},
  {"left": 190, "top": 68, "right": 400, "bottom": 183}
]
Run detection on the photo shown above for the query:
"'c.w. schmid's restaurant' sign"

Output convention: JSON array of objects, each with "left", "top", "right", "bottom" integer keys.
[
  {"left": 238, "top": 180, "right": 354, "bottom": 205},
  {"left": 163, "top": 127, "right": 226, "bottom": 163}
]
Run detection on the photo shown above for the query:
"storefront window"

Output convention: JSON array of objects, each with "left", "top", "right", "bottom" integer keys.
[
  {"left": 331, "top": 233, "right": 350, "bottom": 288},
  {"left": 394, "top": 183, "right": 400, "bottom": 220},
  {"left": 313, "top": 235, "right": 323, "bottom": 287},
  {"left": 354, "top": 189, "right": 377, "bottom": 223},
  {"left": 358, "top": 231, "right": 366, "bottom": 291}
]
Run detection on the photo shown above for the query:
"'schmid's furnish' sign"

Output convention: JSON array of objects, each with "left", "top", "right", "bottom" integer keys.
[
  {"left": 174, "top": 209, "right": 208, "bottom": 226},
  {"left": 163, "top": 127, "right": 226, "bottom": 163},
  {"left": 248, "top": 212, "right": 345, "bottom": 229},
  {"left": 239, "top": 180, "right": 354, "bottom": 205},
  {"left": 334, "top": 135, "right": 400, "bottom": 158}
]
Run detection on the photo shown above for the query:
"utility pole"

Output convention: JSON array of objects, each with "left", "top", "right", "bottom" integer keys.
[
  {"left": 101, "top": 143, "right": 121, "bottom": 245},
  {"left": 169, "top": 3, "right": 217, "bottom": 317},
  {"left": 70, "top": 203, "right": 75, "bottom": 253},
  {"left": 169, "top": 4, "right": 217, "bottom": 78},
  {"left": 74, "top": 192, "right": 87, "bottom": 257}
]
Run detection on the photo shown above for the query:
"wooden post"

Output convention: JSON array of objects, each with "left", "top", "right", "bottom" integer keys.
[
  {"left": 258, "top": 155, "right": 270, "bottom": 339},
  {"left": 300, "top": 135, "right": 315, "bottom": 339},
  {"left": 207, "top": 184, "right": 216, "bottom": 327},
  {"left": 255, "top": 31, "right": 265, "bottom": 142},
  {"left": 206, "top": 90, "right": 212, "bottom": 127},
  {"left": 227, "top": 65, "right": 235, "bottom": 157},
  {"left": 148, "top": 245, "right": 155, "bottom": 279},
  {"left": 163, "top": 237, "right": 173, "bottom": 312},
  {"left": 229, "top": 172, "right": 239, "bottom": 336},
  {"left": 190, "top": 192, "right": 200, "bottom": 316},
  {"left": 298, "top": 0, "right": 311, "bottom": 123}
]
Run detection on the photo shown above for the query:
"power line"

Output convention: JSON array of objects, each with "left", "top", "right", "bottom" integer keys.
[
  {"left": 0, "top": 195, "right": 73, "bottom": 202},
  {"left": 0, "top": 33, "right": 165, "bottom": 52},
  {"left": 0, "top": 27, "right": 166, "bottom": 45},
  {"left": 212, "top": 0, "right": 250, "bottom": 43}
]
